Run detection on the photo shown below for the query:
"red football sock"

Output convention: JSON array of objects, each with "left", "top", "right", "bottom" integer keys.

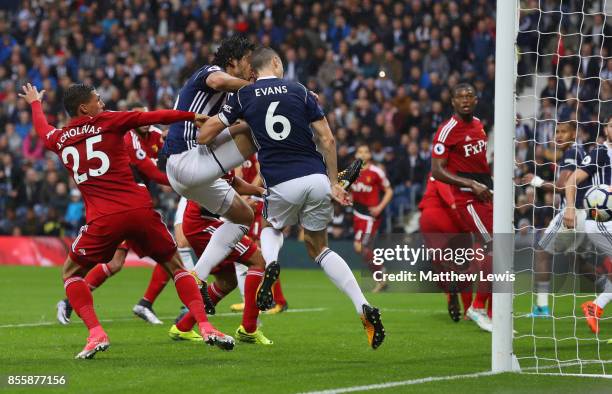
[
  {"left": 143, "top": 264, "right": 170, "bottom": 303},
  {"left": 272, "top": 279, "right": 286, "bottom": 306},
  {"left": 208, "top": 282, "right": 226, "bottom": 305},
  {"left": 461, "top": 290, "right": 473, "bottom": 314},
  {"left": 487, "top": 292, "right": 492, "bottom": 318},
  {"left": 175, "top": 281, "right": 226, "bottom": 332},
  {"left": 243, "top": 267, "right": 264, "bottom": 333},
  {"left": 64, "top": 276, "right": 103, "bottom": 333},
  {"left": 173, "top": 269, "right": 208, "bottom": 324},
  {"left": 84, "top": 263, "right": 113, "bottom": 290},
  {"left": 472, "top": 292, "right": 490, "bottom": 309}
]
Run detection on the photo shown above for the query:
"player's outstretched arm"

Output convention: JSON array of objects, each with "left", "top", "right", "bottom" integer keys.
[
  {"left": 232, "top": 175, "right": 264, "bottom": 196},
  {"left": 110, "top": 110, "right": 204, "bottom": 133},
  {"left": 563, "top": 169, "right": 589, "bottom": 229},
  {"left": 19, "top": 84, "right": 55, "bottom": 140},
  {"left": 206, "top": 71, "right": 250, "bottom": 93},
  {"left": 196, "top": 115, "right": 227, "bottom": 145},
  {"left": 431, "top": 157, "right": 492, "bottom": 202},
  {"left": 312, "top": 117, "right": 351, "bottom": 206}
]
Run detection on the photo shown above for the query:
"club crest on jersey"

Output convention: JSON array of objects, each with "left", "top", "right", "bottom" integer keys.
[
  {"left": 434, "top": 143, "right": 445, "bottom": 155},
  {"left": 463, "top": 139, "right": 486, "bottom": 157},
  {"left": 582, "top": 155, "right": 592, "bottom": 165}
]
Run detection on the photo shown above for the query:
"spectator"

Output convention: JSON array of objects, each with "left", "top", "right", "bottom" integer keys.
[
  {"left": 64, "top": 188, "right": 83, "bottom": 234},
  {"left": 22, "top": 129, "right": 44, "bottom": 162}
]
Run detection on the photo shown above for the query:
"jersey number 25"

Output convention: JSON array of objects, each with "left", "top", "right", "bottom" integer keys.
[{"left": 61, "top": 135, "right": 110, "bottom": 184}]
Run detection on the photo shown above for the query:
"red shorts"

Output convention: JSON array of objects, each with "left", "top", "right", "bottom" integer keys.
[
  {"left": 182, "top": 216, "right": 257, "bottom": 274},
  {"left": 455, "top": 200, "right": 493, "bottom": 243},
  {"left": 248, "top": 200, "right": 264, "bottom": 241},
  {"left": 419, "top": 207, "right": 465, "bottom": 234},
  {"left": 352, "top": 211, "right": 381, "bottom": 245},
  {"left": 69, "top": 208, "right": 176, "bottom": 268}
]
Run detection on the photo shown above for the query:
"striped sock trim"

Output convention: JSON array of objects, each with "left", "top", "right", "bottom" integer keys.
[
  {"left": 238, "top": 224, "right": 249, "bottom": 235},
  {"left": 315, "top": 248, "right": 333, "bottom": 265},
  {"left": 209, "top": 283, "right": 225, "bottom": 299},
  {"left": 64, "top": 276, "right": 84, "bottom": 289},
  {"left": 246, "top": 270, "right": 264, "bottom": 278},
  {"left": 101, "top": 264, "right": 112, "bottom": 277},
  {"left": 174, "top": 270, "right": 192, "bottom": 282}
]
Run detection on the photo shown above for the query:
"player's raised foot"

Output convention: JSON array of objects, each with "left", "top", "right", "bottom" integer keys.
[
  {"left": 257, "top": 261, "right": 280, "bottom": 311},
  {"left": 200, "top": 281, "right": 216, "bottom": 315},
  {"left": 338, "top": 158, "right": 364, "bottom": 190},
  {"left": 168, "top": 324, "right": 203, "bottom": 342},
  {"left": 447, "top": 292, "right": 461, "bottom": 323},
  {"left": 581, "top": 301, "right": 603, "bottom": 334},
  {"left": 235, "top": 325, "right": 273, "bottom": 345},
  {"left": 199, "top": 322, "right": 235, "bottom": 351},
  {"left": 75, "top": 332, "right": 110, "bottom": 359},
  {"left": 56, "top": 299, "right": 73, "bottom": 325},
  {"left": 133, "top": 301, "right": 163, "bottom": 325},
  {"left": 528, "top": 305, "right": 551, "bottom": 318},
  {"left": 230, "top": 303, "right": 245, "bottom": 312},
  {"left": 360, "top": 304, "right": 385, "bottom": 350},
  {"left": 265, "top": 302, "right": 288, "bottom": 315},
  {"left": 466, "top": 307, "right": 493, "bottom": 332},
  {"left": 372, "top": 281, "right": 388, "bottom": 293}
]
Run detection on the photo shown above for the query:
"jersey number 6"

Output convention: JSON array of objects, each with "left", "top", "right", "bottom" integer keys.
[
  {"left": 265, "top": 101, "right": 291, "bottom": 141},
  {"left": 61, "top": 134, "right": 110, "bottom": 184}
]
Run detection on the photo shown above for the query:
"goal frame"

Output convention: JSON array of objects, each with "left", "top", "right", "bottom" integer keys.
[{"left": 492, "top": 0, "right": 520, "bottom": 373}]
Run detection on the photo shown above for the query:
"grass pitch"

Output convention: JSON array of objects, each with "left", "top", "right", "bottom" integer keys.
[{"left": 0, "top": 265, "right": 610, "bottom": 393}]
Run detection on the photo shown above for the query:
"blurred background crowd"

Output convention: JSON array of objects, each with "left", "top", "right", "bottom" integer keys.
[{"left": 0, "top": 0, "right": 607, "bottom": 239}]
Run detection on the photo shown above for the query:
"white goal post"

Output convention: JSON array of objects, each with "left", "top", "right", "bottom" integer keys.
[{"left": 492, "top": 0, "right": 519, "bottom": 373}]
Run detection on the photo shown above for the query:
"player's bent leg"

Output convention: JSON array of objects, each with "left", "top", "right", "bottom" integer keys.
[
  {"left": 133, "top": 264, "right": 169, "bottom": 325},
  {"left": 304, "top": 228, "right": 385, "bottom": 349},
  {"left": 63, "top": 257, "right": 110, "bottom": 359},
  {"left": 267, "top": 279, "right": 288, "bottom": 314},
  {"left": 529, "top": 249, "right": 552, "bottom": 318},
  {"left": 230, "top": 262, "right": 247, "bottom": 312}
]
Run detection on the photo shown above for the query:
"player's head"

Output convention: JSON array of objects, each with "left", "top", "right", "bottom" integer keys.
[
  {"left": 128, "top": 102, "right": 149, "bottom": 134},
  {"left": 450, "top": 83, "right": 477, "bottom": 118},
  {"left": 355, "top": 143, "right": 372, "bottom": 163},
  {"left": 250, "top": 46, "right": 284, "bottom": 79},
  {"left": 212, "top": 36, "right": 255, "bottom": 80},
  {"left": 554, "top": 120, "right": 577, "bottom": 148},
  {"left": 63, "top": 83, "right": 104, "bottom": 117}
]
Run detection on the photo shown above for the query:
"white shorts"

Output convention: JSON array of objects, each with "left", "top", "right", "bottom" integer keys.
[
  {"left": 166, "top": 129, "right": 244, "bottom": 215},
  {"left": 538, "top": 208, "right": 588, "bottom": 254},
  {"left": 585, "top": 220, "right": 612, "bottom": 255},
  {"left": 174, "top": 196, "right": 188, "bottom": 226},
  {"left": 263, "top": 174, "right": 333, "bottom": 231}
]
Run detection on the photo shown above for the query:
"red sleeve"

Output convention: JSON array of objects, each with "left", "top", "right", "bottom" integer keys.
[
  {"left": 30, "top": 100, "right": 56, "bottom": 149},
  {"left": 99, "top": 110, "right": 195, "bottom": 134},
  {"left": 132, "top": 157, "right": 170, "bottom": 186},
  {"left": 432, "top": 120, "right": 456, "bottom": 159},
  {"left": 433, "top": 180, "right": 456, "bottom": 208}
]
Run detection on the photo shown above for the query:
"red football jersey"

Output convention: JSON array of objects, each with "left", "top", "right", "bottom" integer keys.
[
  {"left": 31, "top": 101, "right": 194, "bottom": 222},
  {"left": 123, "top": 127, "right": 169, "bottom": 186},
  {"left": 418, "top": 176, "right": 456, "bottom": 210},
  {"left": 240, "top": 154, "right": 259, "bottom": 184},
  {"left": 350, "top": 163, "right": 390, "bottom": 216},
  {"left": 432, "top": 115, "right": 491, "bottom": 200}
]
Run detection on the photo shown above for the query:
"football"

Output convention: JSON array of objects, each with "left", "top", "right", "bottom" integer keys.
[{"left": 584, "top": 184, "right": 612, "bottom": 221}]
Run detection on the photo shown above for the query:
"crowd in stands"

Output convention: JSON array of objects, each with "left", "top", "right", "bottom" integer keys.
[{"left": 1, "top": 0, "right": 499, "bottom": 237}]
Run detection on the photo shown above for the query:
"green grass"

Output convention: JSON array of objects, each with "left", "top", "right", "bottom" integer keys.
[{"left": 0, "top": 266, "right": 610, "bottom": 393}]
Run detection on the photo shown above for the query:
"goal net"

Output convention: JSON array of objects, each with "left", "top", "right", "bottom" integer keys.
[{"left": 512, "top": 0, "right": 612, "bottom": 375}]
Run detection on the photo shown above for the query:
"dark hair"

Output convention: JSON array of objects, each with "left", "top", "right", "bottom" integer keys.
[
  {"left": 251, "top": 46, "right": 279, "bottom": 71},
  {"left": 451, "top": 82, "right": 475, "bottom": 98},
  {"left": 63, "top": 84, "right": 95, "bottom": 116},
  {"left": 127, "top": 101, "right": 145, "bottom": 110},
  {"left": 212, "top": 36, "right": 255, "bottom": 69},
  {"left": 557, "top": 120, "right": 577, "bottom": 132}
]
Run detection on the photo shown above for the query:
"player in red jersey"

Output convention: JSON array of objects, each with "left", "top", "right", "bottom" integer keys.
[
  {"left": 172, "top": 196, "right": 273, "bottom": 345},
  {"left": 419, "top": 175, "right": 473, "bottom": 322},
  {"left": 55, "top": 105, "right": 175, "bottom": 326},
  {"left": 21, "top": 83, "right": 234, "bottom": 358},
  {"left": 231, "top": 154, "right": 289, "bottom": 313},
  {"left": 350, "top": 144, "right": 393, "bottom": 292},
  {"left": 431, "top": 82, "right": 493, "bottom": 332}
]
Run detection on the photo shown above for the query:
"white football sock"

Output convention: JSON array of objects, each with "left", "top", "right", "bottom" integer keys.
[
  {"left": 194, "top": 222, "right": 249, "bottom": 280},
  {"left": 234, "top": 262, "right": 248, "bottom": 300},
  {"left": 178, "top": 247, "right": 195, "bottom": 270},
  {"left": 261, "top": 227, "right": 284, "bottom": 266},
  {"left": 316, "top": 248, "right": 368, "bottom": 314},
  {"left": 536, "top": 281, "right": 550, "bottom": 307},
  {"left": 595, "top": 279, "right": 612, "bottom": 309}
]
